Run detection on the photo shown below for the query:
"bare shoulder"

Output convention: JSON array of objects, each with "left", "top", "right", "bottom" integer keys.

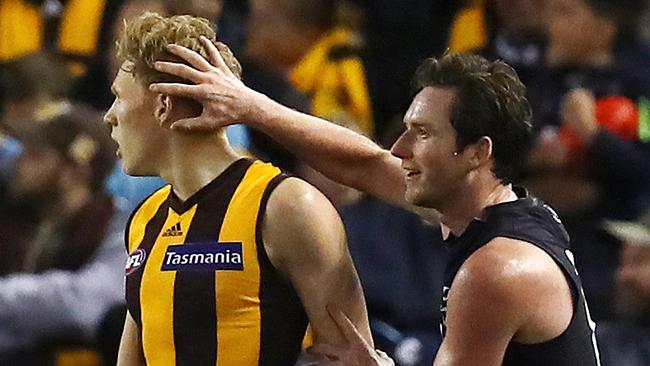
[
  {"left": 455, "top": 237, "right": 566, "bottom": 300},
  {"left": 262, "top": 177, "right": 346, "bottom": 270},
  {"left": 264, "top": 177, "right": 343, "bottom": 235},
  {"left": 266, "top": 177, "right": 335, "bottom": 213},
  {"left": 449, "top": 237, "right": 572, "bottom": 341}
]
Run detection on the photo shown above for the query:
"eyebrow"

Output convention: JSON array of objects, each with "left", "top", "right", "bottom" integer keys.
[{"left": 405, "top": 121, "right": 429, "bottom": 129}]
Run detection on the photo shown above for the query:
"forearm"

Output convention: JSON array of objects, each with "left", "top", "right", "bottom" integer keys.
[
  {"left": 154, "top": 40, "right": 409, "bottom": 209},
  {"left": 326, "top": 256, "right": 373, "bottom": 346},
  {"left": 246, "top": 94, "right": 407, "bottom": 205}
]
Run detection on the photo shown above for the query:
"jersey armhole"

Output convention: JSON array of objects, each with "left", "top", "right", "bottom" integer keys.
[{"left": 254, "top": 173, "right": 291, "bottom": 270}]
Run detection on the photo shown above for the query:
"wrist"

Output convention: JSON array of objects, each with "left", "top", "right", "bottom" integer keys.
[{"left": 245, "top": 91, "right": 285, "bottom": 130}]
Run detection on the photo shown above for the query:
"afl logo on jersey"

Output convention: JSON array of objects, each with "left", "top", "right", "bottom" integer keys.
[{"left": 125, "top": 249, "right": 146, "bottom": 275}]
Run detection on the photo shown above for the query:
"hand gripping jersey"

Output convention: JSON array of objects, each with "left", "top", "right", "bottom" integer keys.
[
  {"left": 124, "top": 159, "right": 309, "bottom": 366},
  {"left": 440, "top": 188, "right": 601, "bottom": 366}
]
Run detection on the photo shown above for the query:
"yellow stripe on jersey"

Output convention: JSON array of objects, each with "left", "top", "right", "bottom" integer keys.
[
  {"left": 302, "top": 326, "right": 314, "bottom": 349},
  {"left": 127, "top": 186, "right": 172, "bottom": 253},
  {"left": 125, "top": 160, "right": 308, "bottom": 365},
  {"left": 140, "top": 206, "right": 197, "bottom": 366},
  {"left": 216, "top": 161, "right": 281, "bottom": 365}
]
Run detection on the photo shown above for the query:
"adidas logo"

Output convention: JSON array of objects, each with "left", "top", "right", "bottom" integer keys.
[{"left": 162, "top": 222, "right": 183, "bottom": 237}]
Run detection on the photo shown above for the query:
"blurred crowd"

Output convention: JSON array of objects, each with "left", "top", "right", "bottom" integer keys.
[{"left": 0, "top": 0, "right": 649, "bottom": 365}]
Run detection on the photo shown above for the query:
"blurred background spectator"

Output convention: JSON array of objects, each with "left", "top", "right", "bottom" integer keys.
[
  {"left": 0, "top": 0, "right": 649, "bottom": 365},
  {"left": 599, "top": 211, "right": 650, "bottom": 366},
  {"left": 348, "top": 0, "right": 460, "bottom": 140},
  {"left": 0, "top": 102, "right": 127, "bottom": 365},
  {"left": 520, "top": 0, "right": 650, "bottom": 325},
  {"left": 448, "top": 0, "right": 548, "bottom": 87}
]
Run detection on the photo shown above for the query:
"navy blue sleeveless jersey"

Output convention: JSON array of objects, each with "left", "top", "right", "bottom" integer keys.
[{"left": 440, "top": 188, "right": 601, "bottom": 366}]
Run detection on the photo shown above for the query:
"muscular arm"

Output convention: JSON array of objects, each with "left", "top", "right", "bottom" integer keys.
[
  {"left": 435, "top": 237, "right": 573, "bottom": 366},
  {"left": 117, "top": 311, "right": 145, "bottom": 366},
  {"left": 251, "top": 99, "right": 406, "bottom": 209},
  {"left": 262, "top": 177, "right": 372, "bottom": 347},
  {"left": 150, "top": 39, "right": 438, "bottom": 223}
]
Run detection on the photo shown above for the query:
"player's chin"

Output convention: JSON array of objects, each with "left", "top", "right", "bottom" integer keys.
[
  {"left": 123, "top": 161, "right": 158, "bottom": 177},
  {"left": 405, "top": 188, "right": 436, "bottom": 208},
  {"left": 121, "top": 166, "right": 136, "bottom": 176},
  {"left": 120, "top": 159, "right": 140, "bottom": 176},
  {"left": 403, "top": 187, "right": 420, "bottom": 205}
]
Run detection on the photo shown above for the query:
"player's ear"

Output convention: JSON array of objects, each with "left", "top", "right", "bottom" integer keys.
[
  {"left": 467, "top": 136, "right": 493, "bottom": 169},
  {"left": 154, "top": 93, "right": 173, "bottom": 127}
]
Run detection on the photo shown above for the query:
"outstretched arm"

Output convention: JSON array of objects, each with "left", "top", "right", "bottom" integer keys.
[{"left": 150, "top": 37, "right": 438, "bottom": 222}]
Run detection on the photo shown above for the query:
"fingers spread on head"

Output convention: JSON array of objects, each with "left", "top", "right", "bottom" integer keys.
[
  {"left": 154, "top": 62, "right": 204, "bottom": 83},
  {"left": 149, "top": 83, "right": 201, "bottom": 99},
  {"left": 170, "top": 117, "right": 211, "bottom": 131},
  {"left": 200, "top": 36, "right": 231, "bottom": 75},
  {"left": 166, "top": 44, "right": 212, "bottom": 72}
]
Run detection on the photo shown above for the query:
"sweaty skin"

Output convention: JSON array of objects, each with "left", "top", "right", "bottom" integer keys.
[
  {"left": 107, "top": 45, "right": 372, "bottom": 365},
  {"left": 149, "top": 38, "right": 580, "bottom": 366}
]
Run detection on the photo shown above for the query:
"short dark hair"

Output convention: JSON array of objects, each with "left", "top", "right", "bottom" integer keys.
[{"left": 412, "top": 53, "right": 533, "bottom": 183}]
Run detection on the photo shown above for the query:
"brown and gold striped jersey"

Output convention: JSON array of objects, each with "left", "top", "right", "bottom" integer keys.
[{"left": 124, "top": 159, "right": 309, "bottom": 366}]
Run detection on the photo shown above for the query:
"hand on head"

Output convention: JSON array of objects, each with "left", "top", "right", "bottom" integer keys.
[{"left": 150, "top": 36, "right": 263, "bottom": 131}]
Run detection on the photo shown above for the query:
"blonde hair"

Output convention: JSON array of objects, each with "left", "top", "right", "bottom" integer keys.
[{"left": 116, "top": 11, "right": 242, "bottom": 85}]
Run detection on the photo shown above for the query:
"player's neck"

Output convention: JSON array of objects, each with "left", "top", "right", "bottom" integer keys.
[
  {"left": 159, "top": 132, "right": 242, "bottom": 201},
  {"left": 439, "top": 174, "right": 517, "bottom": 238}
]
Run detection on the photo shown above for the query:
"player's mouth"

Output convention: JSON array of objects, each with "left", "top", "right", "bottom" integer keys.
[
  {"left": 110, "top": 134, "right": 121, "bottom": 158},
  {"left": 404, "top": 168, "right": 421, "bottom": 180},
  {"left": 112, "top": 140, "right": 122, "bottom": 158}
]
